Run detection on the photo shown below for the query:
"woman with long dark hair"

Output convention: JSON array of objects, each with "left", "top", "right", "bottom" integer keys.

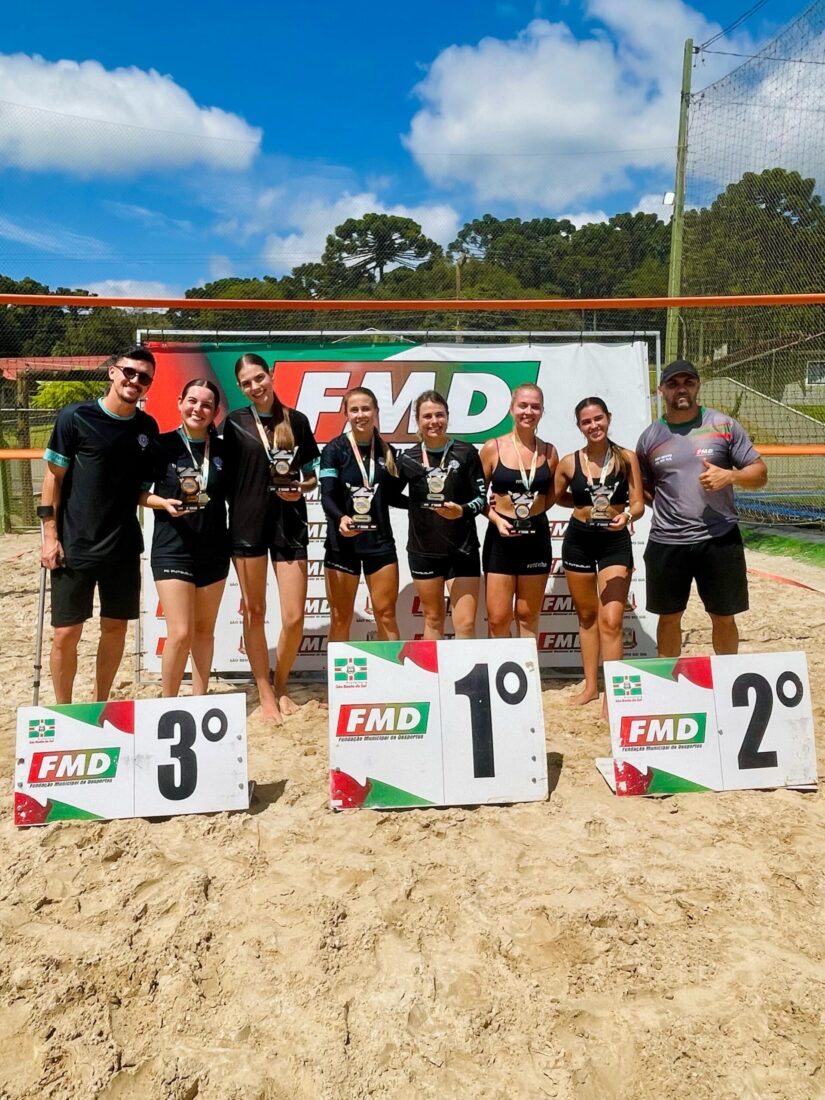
[
  {"left": 480, "top": 383, "right": 558, "bottom": 638},
  {"left": 554, "top": 395, "right": 644, "bottom": 706},
  {"left": 222, "top": 353, "right": 320, "bottom": 723},
  {"left": 141, "top": 378, "right": 230, "bottom": 697},
  {"left": 319, "top": 386, "right": 408, "bottom": 641},
  {"left": 398, "top": 390, "right": 485, "bottom": 639}
]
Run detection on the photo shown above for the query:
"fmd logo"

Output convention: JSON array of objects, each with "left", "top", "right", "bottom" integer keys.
[
  {"left": 307, "top": 560, "right": 325, "bottom": 578},
  {"left": 619, "top": 714, "right": 706, "bottom": 748},
  {"left": 542, "top": 594, "right": 574, "bottom": 614},
  {"left": 308, "top": 522, "right": 327, "bottom": 541},
  {"left": 29, "top": 748, "right": 120, "bottom": 784},
  {"left": 537, "top": 632, "right": 580, "bottom": 652},
  {"left": 300, "top": 635, "right": 327, "bottom": 655},
  {"left": 305, "top": 597, "right": 330, "bottom": 616},
  {"left": 336, "top": 703, "right": 430, "bottom": 737}
]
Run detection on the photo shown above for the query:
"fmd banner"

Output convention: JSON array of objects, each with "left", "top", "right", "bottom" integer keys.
[{"left": 141, "top": 341, "right": 655, "bottom": 671}]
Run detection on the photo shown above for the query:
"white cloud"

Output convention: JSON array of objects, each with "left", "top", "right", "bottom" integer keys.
[
  {"left": 104, "top": 201, "right": 193, "bottom": 234},
  {"left": 0, "top": 53, "right": 261, "bottom": 175},
  {"left": 0, "top": 214, "right": 107, "bottom": 256},
  {"left": 258, "top": 192, "right": 461, "bottom": 272},
  {"left": 633, "top": 193, "right": 672, "bottom": 220},
  {"left": 559, "top": 209, "right": 609, "bottom": 228},
  {"left": 404, "top": 0, "right": 756, "bottom": 210},
  {"left": 85, "top": 279, "right": 183, "bottom": 299}
]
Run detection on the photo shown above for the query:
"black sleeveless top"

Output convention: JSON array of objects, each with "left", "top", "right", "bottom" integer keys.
[
  {"left": 569, "top": 450, "right": 629, "bottom": 507},
  {"left": 489, "top": 441, "right": 554, "bottom": 496}
]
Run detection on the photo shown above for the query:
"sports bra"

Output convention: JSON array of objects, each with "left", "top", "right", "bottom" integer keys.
[
  {"left": 569, "top": 449, "right": 629, "bottom": 508},
  {"left": 489, "top": 440, "right": 554, "bottom": 496}
]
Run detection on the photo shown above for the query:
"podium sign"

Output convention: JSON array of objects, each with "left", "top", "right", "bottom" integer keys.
[
  {"left": 604, "top": 652, "right": 816, "bottom": 795},
  {"left": 15, "top": 694, "right": 248, "bottom": 826},
  {"left": 328, "top": 639, "right": 548, "bottom": 809}
]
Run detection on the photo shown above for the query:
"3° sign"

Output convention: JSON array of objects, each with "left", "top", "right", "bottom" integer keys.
[{"left": 15, "top": 694, "right": 248, "bottom": 826}]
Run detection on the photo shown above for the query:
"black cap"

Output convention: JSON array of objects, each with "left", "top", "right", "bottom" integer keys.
[{"left": 660, "top": 359, "right": 699, "bottom": 385}]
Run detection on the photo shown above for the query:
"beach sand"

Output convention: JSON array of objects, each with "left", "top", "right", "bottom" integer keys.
[{"left": 1, "top": 531, "right": 823, "bottom": 1100}]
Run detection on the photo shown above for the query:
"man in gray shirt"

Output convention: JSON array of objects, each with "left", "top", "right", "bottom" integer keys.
[{"left": 636, "top": 360, "right": 767, "bottom": 657}]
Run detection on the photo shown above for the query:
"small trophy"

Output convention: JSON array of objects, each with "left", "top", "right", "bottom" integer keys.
[
  {"left": 508, "top": 491, "right": 536, "bottom": 534},
  {"left": 424, "top": 468, "right": 447, "bottom": 509},
  {"left": 588, "top": 484, "right": 613, "bottom": 527},
  {"left": 349, "top": 485, "right": 377, "bottom": 531},
  {"left": 178, "top": 468, "right": 209, "bottom": 512},
  {"left": 269, "top": 447, "right": 299, "bottom": 490}
]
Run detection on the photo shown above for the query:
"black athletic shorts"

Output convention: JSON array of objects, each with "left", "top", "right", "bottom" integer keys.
[
  {"left": 482, "top": 525, "right": 550, "bottom": 577},
  {"left": 50, "top": 556, "right": 141, "bottom": 627},
  {"left": 408, "top": 549, "right": 481, "bottom": 581},
  {"left": 233, "top": 540, "right": 308, "bottom": 563},
  {"left": 152, "top": 555, "right": 230, "bottom": 588},
  {"left": 324, "top": 548, "right": 397, "bottom": 578},
  {"left": 644, "top": 526, "right": 748, "bottom": 616},
  {"left": 562, "top": 517, "right": 633, "bottom": 574}
]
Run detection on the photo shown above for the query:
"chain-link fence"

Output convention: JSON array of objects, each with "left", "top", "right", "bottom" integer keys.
[{"left": 1, "top": 298, "right": 824, "bottom": 531}]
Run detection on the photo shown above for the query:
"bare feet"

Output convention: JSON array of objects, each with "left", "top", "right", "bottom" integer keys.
[
  {"left": 278, "top": 693, "right": 301, "bottom": 717},
  {"left": 257, "top": 702, "right": 283, "bottom": 725},
  {"left": 569, "top": 688, "right": 600, "bottom": 706}
]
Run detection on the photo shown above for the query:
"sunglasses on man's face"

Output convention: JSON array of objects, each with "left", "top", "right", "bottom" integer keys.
[{"left": 116, "top": 364, "right": 154, "bottom": 387}]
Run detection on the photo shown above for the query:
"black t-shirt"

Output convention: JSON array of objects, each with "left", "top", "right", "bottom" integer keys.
[
  {"left": 398, "top": 440, "right": 486, "bottom": 556},
  {"left": 45, "top": 399, "right": 159, "bottom": 568},
  {"left": 150, "top": 429, "right": 230, "bottom": 564},
  {"left": 222, "top": 405, "right": 320, "bottom": 552},
  {"left": 319, "top": 433, "right": 408, "bottom": 556}
]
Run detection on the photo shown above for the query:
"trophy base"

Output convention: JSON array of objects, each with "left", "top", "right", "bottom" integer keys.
[
  {"left": 423, "top": 501, "right": 446, "bottom": 510},
  {"left": 270, "top": 481, "right": 299, "bottom": 492},
  {"left": 588, "top": 517, "right": 612, "bottom": 528},
  {"left": 350, "top": 520, "right": 377, "bottom": 532},
  {"left": 511, "top": 522, "right": 535, "bottom": 536},
  {"left": 178, "top": 502, "right": 203, "bottom": 513}
]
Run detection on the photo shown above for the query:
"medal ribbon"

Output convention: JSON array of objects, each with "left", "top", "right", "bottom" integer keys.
[
  {"left": 511, "top": 432, "right": 538, "bottom": 492},
  {"left": 348, "top": 433, "right": 376, "bottom": 489},
  {"left": 580, "top": 446, "right": 613, "bottom": 491},
  {"left": 177, "top": 428, "right": 210, "bottom": 490},
  {"left": 251, "top": 406, "right": 278, "bottom": 461},
  {"left": 421, "top": 440, "right": 451, "bottom": 472}
]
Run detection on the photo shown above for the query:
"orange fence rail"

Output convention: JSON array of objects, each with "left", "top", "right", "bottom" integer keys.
[
  {"left": 2, "top": 445, "right": 824, "bottom": 461},
  {"left": 3, "top": 292, "right": 825, "bottom": 312}
]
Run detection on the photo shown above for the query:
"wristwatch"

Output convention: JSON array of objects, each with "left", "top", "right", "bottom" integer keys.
[{"left": 36, "top": 505, "right": 55, "bottom": 519}]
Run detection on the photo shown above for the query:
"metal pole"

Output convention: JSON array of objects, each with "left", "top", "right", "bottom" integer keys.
[
  {"left": 33, "top": 521, "right": 48, "bottom": 705},
  {"left": 665, "top": 38, "right": 694, "bottom": 365}
]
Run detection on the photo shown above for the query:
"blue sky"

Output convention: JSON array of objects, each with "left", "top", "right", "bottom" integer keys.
[{"left": 0, "top": 0, "right": 810, "bottom": 297}]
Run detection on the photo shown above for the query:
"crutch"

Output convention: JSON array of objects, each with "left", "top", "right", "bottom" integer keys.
[{"left": 33, "top": 562, "right": 47, "bottom": 706}]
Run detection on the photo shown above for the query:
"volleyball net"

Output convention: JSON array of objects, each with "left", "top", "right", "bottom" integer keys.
[{"left": 1, "top": 292, "right": 824, "bottom": 532}]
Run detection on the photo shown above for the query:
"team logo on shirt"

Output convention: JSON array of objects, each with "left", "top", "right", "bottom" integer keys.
[
  {"left": 138, "top": 434, "right": 149, "bottom": 449},
  {"left": 213, "top": 456, "right": 223, "bottom": 469}
]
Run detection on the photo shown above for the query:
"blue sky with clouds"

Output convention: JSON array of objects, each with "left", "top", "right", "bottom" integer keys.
[{"left": 0, "top": 0, "right": 808, "bottom": 297}]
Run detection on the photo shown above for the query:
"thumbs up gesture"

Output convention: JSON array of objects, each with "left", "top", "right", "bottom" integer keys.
[{"left": 698, "top": 457, "right": 734, "bottom": 492}]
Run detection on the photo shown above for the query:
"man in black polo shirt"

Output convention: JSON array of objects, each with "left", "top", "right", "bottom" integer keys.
[{"left": 39, "top": 346, "right": 159, "bottom": 702}]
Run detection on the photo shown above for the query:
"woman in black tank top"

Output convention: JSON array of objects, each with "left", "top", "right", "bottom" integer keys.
[
  {"left": 553, "top": 396, "right": 644, "bottom": 709},
  {"left": 479, "top": 383, "right": 559, "bottom": 638}
]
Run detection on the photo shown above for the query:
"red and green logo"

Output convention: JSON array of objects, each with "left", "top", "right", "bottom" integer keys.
[
  {"left": 28, "top": 747, "right": 121, "bottom": 784},
  {"left": 336, "top": 703, "right": 430, "bottom": 737},
  {"left": 619, "top": 713, "right": 706, "bottom": 748}
]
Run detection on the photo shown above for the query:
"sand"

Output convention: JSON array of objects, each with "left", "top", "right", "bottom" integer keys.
[{"left": 1, "top": 531, "right": 824, "bottom": 1100}]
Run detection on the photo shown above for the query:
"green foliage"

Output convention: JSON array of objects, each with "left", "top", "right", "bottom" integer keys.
[
  {"left": 323, "top": 213, "right": 442, "bottom": 281},
  {"left": 31, "top": 380, "right": 108, "bottom": 409}
]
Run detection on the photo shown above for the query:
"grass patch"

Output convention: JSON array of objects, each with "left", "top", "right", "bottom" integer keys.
[
  {"left": 742, "top": 528, "right": 825, "bottom": 568},
  {"left": 790, "top": 405, "right": 825, "bottom": 422}
]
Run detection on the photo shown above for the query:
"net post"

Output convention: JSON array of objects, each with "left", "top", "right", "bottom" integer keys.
[{"left": 665, "top": 37, "right": 695, "bottom": 364}]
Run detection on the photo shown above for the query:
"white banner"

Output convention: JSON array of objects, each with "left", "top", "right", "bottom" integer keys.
[{"left": 142, "top": 342, "right": 656, "bottom": 674}]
